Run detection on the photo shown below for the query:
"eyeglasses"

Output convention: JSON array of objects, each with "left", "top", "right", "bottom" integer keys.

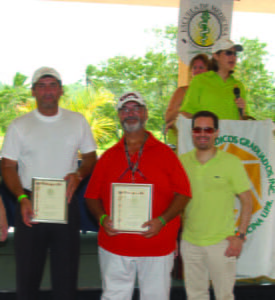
[
  {"left": 192, "top": 127, "right": 216, "bottom": 134},
  {"left": 225, "top": 50, "right": 237, "bottom": 57},
  {"left": 120, "top": 106, "right": 143, "bottom": 114}
]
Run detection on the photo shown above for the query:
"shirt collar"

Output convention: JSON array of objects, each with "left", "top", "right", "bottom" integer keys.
[
  {"left": 117, "top": 130, "right": 158, "bottom": 150},
  {"left": 191, "top": 147, "right": 221, "bottom": 165}
]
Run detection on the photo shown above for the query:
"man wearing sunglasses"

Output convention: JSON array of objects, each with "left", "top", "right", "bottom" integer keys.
[
  {"left": 179, "top": 111, "right": 252, "bottom": 300},
  {"left": 181, "top": 38, "right": 246, "bottom": 120},
  {"left": 85, "top": 92, "right": 191, "bottom": 300}
]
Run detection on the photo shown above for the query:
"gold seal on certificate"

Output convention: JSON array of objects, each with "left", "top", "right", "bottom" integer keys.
[
  {"left": 32, "top": 178, "right": 68, "bottom": 224},
  {"left": 111, "top": 183, "right": 152, "bottom": 232}
]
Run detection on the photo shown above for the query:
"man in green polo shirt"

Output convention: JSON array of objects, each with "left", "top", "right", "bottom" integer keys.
[{"left": 179, "top": 111, "right": 252, "bottom": 300}]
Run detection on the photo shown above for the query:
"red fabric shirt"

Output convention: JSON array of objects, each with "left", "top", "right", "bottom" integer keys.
[{"left": 85, "top": 132, "right": 191, "bottom": 256}]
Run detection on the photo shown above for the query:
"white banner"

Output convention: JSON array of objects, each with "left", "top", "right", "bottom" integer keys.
[
  {"left": 177, "top": 0, "right": 234, "bottom": 64},
  {"left": 177, "top": 116, "right": 275, "bottom": 278}
]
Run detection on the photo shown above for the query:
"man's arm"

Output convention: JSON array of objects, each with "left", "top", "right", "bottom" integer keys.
[
  {"left": 1, "top": 158, "right": 33, "bottom": 227},
  {"left": 0, "top": 196, "right": 8, "bottom": 241},
  {"left": 142, "top": 193, "right": 190, "bottom": 238},
  {"left": 225, "top": 190, "right": 253, "bottom": 257},
  {"left": 65, "top": 151, "right": 97, "bottom": 203},
  {"left": 86, "top": 198, "right": 118, "bottom": 236},
  {"left": 236, "top": 190, "right": 253, "bottom": 234},
  {"left": 165, "top": 87, "right": 187, "bottom": 125}
]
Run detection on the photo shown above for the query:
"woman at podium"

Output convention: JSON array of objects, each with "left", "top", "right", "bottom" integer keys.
[{"left": 181, "top": 38, "right": 246, "bottom": 120}]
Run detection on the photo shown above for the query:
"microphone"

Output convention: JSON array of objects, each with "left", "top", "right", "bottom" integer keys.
[{"left": 233, "top": 87, "right": 243, "bottom": 117}]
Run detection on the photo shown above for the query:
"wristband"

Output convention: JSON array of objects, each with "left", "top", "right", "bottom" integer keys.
[
  {"left": 99, "top": 214, "right": 108, "bottom": 226},
  {"left": 158, "top": 216, "right": 166, "bottom": 226},
  {"left": 236, "top": 231, "right": 246, "bottom": 241},
  {"left": 18, "top": 194, "right": 28, "bottom": 203}
]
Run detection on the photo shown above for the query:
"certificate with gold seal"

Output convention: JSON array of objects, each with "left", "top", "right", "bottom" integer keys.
[
  {"left": 32, "top": 178, "right": 68, "bottom": 224},
  {"left": 111, "top": 183, "right": 152, "bottom": 232}
]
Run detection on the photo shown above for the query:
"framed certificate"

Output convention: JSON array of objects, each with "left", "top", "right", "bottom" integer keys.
[
  {"left": 111, "top": 183, "right": 152, "bottom": 232},
  {"left": 32, "top": 177, "right": 68, "bottom": 224}
]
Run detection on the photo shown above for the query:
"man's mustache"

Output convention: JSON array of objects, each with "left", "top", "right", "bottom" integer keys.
[{"left": 124, "top": 116, "right": 139, "bottom": 121}]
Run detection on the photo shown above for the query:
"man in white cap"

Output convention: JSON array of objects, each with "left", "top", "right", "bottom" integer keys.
[
  {"left": 85, "top": 91, "right": 191, "bottom": 300},
  {"left": 181, "top": 38, "right": 247, "bottom": 120},
  {"left": 1, "top": 67, "right": 97, "bottom": 300}
]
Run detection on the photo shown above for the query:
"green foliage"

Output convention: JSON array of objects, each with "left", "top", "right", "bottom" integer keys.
[
  {"left": 0, "top": 73, "right": 34, "bottom": 132},
  {"left": 86, "top": 29, "right": 275, "bottom": 126},
  {"left": 234, "top": 38, "right": 275, "bottom": 121},
  {"left": 86, "top": 26, "right": 179, "bottom": 140},
  {"left": 13, "top": 72, "right": 28, "bottom": 87},
  {"left": 0, "top": 26, "right": 274, "bottom": 153},
  {"left": 60, "top": 86, "right": 118, "bottom": 148},
  {"left": 0, "top": 79, "right": 119, "bottom": 150}
]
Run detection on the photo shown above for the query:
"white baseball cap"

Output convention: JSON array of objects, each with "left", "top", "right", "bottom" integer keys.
[
  {"left": 32, "top": 67, "right": 62, "bottom": 85},
  {"left": 212, "top": 38, "right": 243, "bottom": 54},
  {"left": 117, "top": 92, "right": 146, "bottom": 110}
]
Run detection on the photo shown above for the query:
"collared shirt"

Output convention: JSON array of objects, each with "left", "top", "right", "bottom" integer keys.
[
  {"left": 179, "top": 149, "right": 250, "bottom": 246},
  {"left": 181, "top": 71, "right": 246, "bottom": 120},
  {"left": 85, "top": 131, "right": 191, "bottom": 256}
]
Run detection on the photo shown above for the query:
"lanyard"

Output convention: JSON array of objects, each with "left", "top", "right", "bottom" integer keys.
[{"left": 119, "top": 133, "right": 148, "bottom": 183}]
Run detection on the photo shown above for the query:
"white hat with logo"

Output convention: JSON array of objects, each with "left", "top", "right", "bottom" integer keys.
[{"left": 117, "top": 92, "right": 146, "bottom": 110}]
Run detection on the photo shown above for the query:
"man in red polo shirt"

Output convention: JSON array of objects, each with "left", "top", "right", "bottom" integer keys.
[{"left": 85, "top": 91, "right": 191, "bottom": 300}]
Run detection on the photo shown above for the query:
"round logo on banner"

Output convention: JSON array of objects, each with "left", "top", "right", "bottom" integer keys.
[
  {"left": 215, "top": 136, "right": 275, "bottom": 235},
  {"left": 178, "top": 4, "right": 230, "bottom": 51},
  {"left": 188, "top": 11, "right": 221, "bottom": 48}
]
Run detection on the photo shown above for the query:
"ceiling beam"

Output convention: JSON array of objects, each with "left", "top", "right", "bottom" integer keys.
[
  {"left": 48, "top": 0, "right": 275, "bottom": 14},
  {"left": 48, "top": 0, "right": 180, "bottom": 7}
]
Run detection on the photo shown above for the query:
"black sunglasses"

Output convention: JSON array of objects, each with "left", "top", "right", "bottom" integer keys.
[{"left": 225, "top": 50, "right": 237, "bottom": 57}]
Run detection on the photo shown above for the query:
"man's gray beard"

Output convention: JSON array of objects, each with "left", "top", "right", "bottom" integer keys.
[{"left": 122, "top": 120, "right": 144, "bottom": 133}]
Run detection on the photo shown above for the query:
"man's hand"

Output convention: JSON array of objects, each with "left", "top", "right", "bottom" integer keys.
[
  {"left": 20, "top": 198, "right": 34, "bottom": 227},
  {"left": 225, "top": 235, "right": 244, "bottom": 257},
  {"left": 101, "top": 215, "right": 118, "bottom": 236},
  {"left": 64, "top": 172, "right": 81, "bottom": 203},
  {"left": 141, "top": 218, "right": 164, "bottom": 238}
]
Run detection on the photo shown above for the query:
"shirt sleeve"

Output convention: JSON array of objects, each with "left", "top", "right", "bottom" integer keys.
[
  {"left": 230, "top": 156, "right": 251, "bottom": 195},
  {"left": 180, "top": 75, "right": 201, "bottom": 114},
  {"left": 240, "top": 81, "right": 246, "bottom": 101},
  {"left": 84, "top": 153, "right": 107, "bottom": 200},
  {"left": 239, "top": 80, "right": 249, "bottom": 115},
  {"left": 79, "top": 115, "right": 97, "bottom": 154},
  {"left": 1, "top": 121, "right": 21, "bottom": 161},
  {"left": 166, "top": 148, "right": 192, "bottom": 198}
]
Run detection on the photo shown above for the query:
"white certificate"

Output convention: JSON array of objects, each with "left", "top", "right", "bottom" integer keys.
[
  {"left": 32, "top": 177, "right": 68, "bottom": 224},
  {"left": 111, "top": 183, "right": 152, "bottom": 232}
]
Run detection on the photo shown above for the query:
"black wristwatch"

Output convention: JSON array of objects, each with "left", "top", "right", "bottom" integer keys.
[{"left": 236, "top": 232, "right": 246, "bottom": 241}]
